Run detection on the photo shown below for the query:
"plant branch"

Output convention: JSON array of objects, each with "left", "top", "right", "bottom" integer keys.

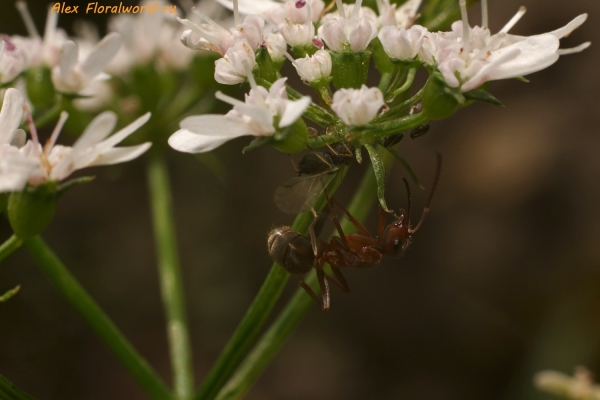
[
  {"left": 24, "top": 236, "right": 171, "bottom": 400},
  {"left": 147, "top": 152, "right": 195, "bottom": 400}
]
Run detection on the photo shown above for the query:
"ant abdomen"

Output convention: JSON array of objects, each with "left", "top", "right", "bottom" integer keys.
[{"left": 267, "top": 226, "right": 315, "bottom": 275}]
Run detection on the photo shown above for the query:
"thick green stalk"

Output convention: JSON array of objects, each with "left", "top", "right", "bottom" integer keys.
[
  {"left": 0, "top": 373, "right": 38, "bottom": 400},
  {"left": 214, "top": 150, "right": 393, "bottom": 400},
  {"left": 24, "top": 236, "right": 171, "bottom": 400},
  {"left": 147, "top": 152, "right": 194, "bottom": 400},
  {"left": 0, "top": 235, "right": 23, "bottom": 264},
  {"left": 195, "top": 170, "right": 347, "bottom": 400}
]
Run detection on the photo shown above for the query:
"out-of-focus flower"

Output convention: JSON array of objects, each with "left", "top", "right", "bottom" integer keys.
[
  {"left": 108, "top": 1, "right": 193, "bottom": 75},
  {"left": 178, "top": 0, "right": 265, "bottom": 56},
  {"left": 378, "top": 24, "right": 427, "bottom": 61},
  {"left": 376, "top": 0, "right": 421, "bottom": 28},
  {"left": 293, "top": 49, "right": 332, "bottom": 82},
  {"left": 51, "top": 33, "right": 122, "bottom": 95},
  {"left": 331, "top": 85, "right": 383, "bottom": 126},
  {"left": 14, "top": 0, "right": 68, "bottom": 68},
  {"left": 423, "top": 0, "right": 590, "bottom": 92},
  {"left": 318, "top": 0, "right": 378, "bottom": 52},
  {"left": 169, "top": 77, "right": 310, "bottom": 153},
  {"left": 0, "top": 38, "right": 28, "bottom": 85},
  {"left": 214, "top": 39, "right": 256, "bottom": 84},
  {"left": 0, "top": 109, "right": 151, "bottom": 192},
  {"left": 215, "top": 0, "right": 280, "bottom": 16}
]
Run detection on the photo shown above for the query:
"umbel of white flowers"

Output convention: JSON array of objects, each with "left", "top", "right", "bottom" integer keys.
[{"left": 0, "top": 88, "right": 152, "bottom": 192}]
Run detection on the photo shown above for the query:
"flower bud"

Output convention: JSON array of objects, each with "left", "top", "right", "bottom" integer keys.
[
  {"left": 214, "top": 39, "right": 256, "bottom": 85},
  {"left": 294, "top": 50, "right": 332, "bottom": 83},
  {"left": 378, "top": 25, "right": 427, "bottom": 61},
  {"left": 331, "top": 85, "right": 384, "bottom": 126},
  {"left": 264, "top": 32, "right": 287, "bottom": 64},
  {"left": 8, "top": 182, "right": 58, "bottom": 239}
]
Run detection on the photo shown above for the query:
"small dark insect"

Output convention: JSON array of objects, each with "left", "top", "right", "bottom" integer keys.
[
  {"left": 268, "top": 154, "right": 442, "bottom": 310},
  {"left": 274, "top": 142, "right": 354, "bottom": 214},
  {"left": 380, "top": 102, "right": 430, "bottom": 147}
]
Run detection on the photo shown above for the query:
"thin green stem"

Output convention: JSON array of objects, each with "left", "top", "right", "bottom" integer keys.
[
  {"left": 24, "top": 236, "right": 171, "bottom": 400},
  {"left": 214, "top": 150, "right": 394, "bottom": 400},
  {"left": 386, "top": 68, "right": 417, "bottom": 102},
  {"left": 32, "top": 97, "right": 66, "bottom": 129},
  {"left": 378, "top": 72, "right": 393, "bottom": 92},
  {"left": 362, "top": 113, "right": 429, "bottom": 142},
  {"left": 0, "top": 373, "right": 38, "bottom": 400},
  {"left": 195, "top": 170, "right": 348, "bottom": 400},
  {"left": 147, "top": 152, "right": 194, "bottom": 400},
  {"left": 0, "top": 235, "right": 23, "bottom": 264},
  {"left": 375, "top": 88, "right": 425, "bottom": 123}
]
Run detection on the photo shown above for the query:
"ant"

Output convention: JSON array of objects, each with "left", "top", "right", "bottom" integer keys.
[{"left": 267, "top": 154, "right": 442, "bottom": 310}]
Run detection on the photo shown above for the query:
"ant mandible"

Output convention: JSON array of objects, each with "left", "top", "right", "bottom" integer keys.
[{"left": 267, "top": 154, "right": 442, "bottom": 310}]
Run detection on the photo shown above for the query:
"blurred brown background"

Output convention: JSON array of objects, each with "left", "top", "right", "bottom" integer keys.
[{"left": 1, "top": 0, "right": 599, "bottom": 399}]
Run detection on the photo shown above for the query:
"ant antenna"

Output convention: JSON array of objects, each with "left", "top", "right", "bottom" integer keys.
[
  {"left": 410, "top": 153, "right": 442, "bottom": 234},
  {"left": 402, "top": 177, "right": 411, "bottom": 225}
]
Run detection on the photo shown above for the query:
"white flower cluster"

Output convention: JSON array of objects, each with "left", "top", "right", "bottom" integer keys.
[
  {"left": 0, "top": 88, "right": 151, "bottom": 192},
  {"left": 170, "top": 0, "right": 589, "bottom": 154}
]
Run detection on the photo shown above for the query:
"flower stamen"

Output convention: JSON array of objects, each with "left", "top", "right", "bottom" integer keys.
[
  {"left": 44, "top": 111, "right": 68, "bottom": 155},
  {"left": 459, "top": 0, "right": 470, "bottom": 52},
  {"left": 481, "top": 0, "right": 489, "bottom": 28},
  {"left": 352, "top": 0, "right": 364, "bottom": 20},
  {"left": 500, "top": 6, "right": 527, "bottom": 34},
  {"left": 335, "top": 0, "right": 346, "bottom": 19},
  {"left": 15, "top": 1, "right": 40, "bottom": 39}
]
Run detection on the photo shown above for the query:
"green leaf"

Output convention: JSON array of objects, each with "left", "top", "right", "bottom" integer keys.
[
  {"left": 364, "top": 144, "right": 391, "bottom": 212},
  {"left": 463, "top": 89, "right": 504, "bottom": 107},
  {"left": 0, "top": 285, "right": 20, "bottom": 302},
  {"left": 0, "top": 373, "right": 38, "bottom": 400}
]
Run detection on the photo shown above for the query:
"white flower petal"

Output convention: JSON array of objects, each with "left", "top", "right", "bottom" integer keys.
[
  {"left": 549, "top": 14, "right": 588, "bottom": 39},
  {"left": 170, "top": 115, "right": 250, "bottom": 153},
  {"left": 73, "top": 111, "right": 118, "bottom": 150},
  {"left": 95, "top": 112, "right": 151, "bottom": 152},
  {"left": 0, "top": 88, "right": 24, "bottom": 144},
  {"left": 485, "top": 34, "right": 560, "bottom": 82},
  {"left": 279, "top": 96, "right": 310, "bottom": 128},
  {"left": 80, "top": 33, "right": 122, "bottom": 81},
  {"left": 87, "top": 143, "right": 151, "bottom": 167},
  {"left": 214, "top": 0, "right": 278, "bottom": 15}
]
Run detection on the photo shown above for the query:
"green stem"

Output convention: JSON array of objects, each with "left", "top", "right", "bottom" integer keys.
[
  {"left": 378, "top": 72, "right": 393, "bottom": 92},
  {"left": 24, "top": 236, "right": 171, "bottom": 400},
  {"left": 32, "top": 97, "right": 66, "bottom": 129},
  {"left": 195, "top": 170, "right": 348, "bottom": 400},
  {"left": 147, "top": 152, "right": 194, "bottom": 400},
  {"left": 362, "top": 113, "right": 429, "bottom": 142},
  {"left": 386, "top": 68, "right": 417, "bottom": 102},
  {"left": 0, "top": 373, "right": 38, "bottom": 400},
  {"left": 0, "top": 235, "right": 23, "bottom": 264},
  {"left": 214, "top": 150, "right": 394, "bottom": 400},
  {"left": 375, "top": 88, "right": 425, "bottom": 123}
]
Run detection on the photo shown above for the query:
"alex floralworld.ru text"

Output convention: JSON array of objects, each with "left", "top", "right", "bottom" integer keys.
[{"left": 51, "top": 2, "right": 177, "bottom": 14}]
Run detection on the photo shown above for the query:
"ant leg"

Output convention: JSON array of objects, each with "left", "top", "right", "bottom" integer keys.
[
  {"left": 330, "top": 197, "right": 371, "bottom": 237},
  {"left": 326, "top": 267, "right": 350, "bottom": 293},
  {"left": 323, "top": 189, "right": 349, "bottom": 247},
  {"left": 308, "top": 208, "right": 321, "bottom": 257},
  {"left": 299, "top": 276, "right": 326, "bottom": 310},
  {"left": 316, "top": 269, "right": 330, "bottom": 310}
]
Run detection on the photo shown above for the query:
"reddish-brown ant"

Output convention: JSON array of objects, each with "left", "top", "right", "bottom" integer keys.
[{"left": 267, "top": 154, "right": 442, "bottom": 310}]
